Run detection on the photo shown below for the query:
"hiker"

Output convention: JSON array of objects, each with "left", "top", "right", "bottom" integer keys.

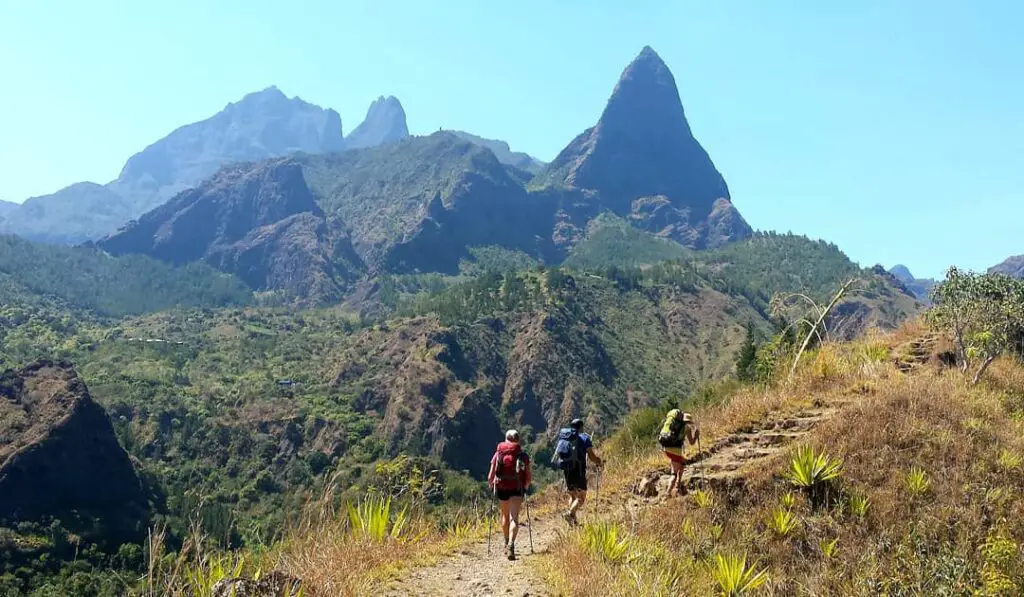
[
  {"left": 659, "top": 409, "right": 699, "bottom": 497},
  {"left": 554, "top": 418, "right": 602, "bottom": 526},
  {"left": 488, "top": 429, "right": 531, "bottom": 560}
]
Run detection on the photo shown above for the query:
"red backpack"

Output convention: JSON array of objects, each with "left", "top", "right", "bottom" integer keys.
[{"left": 493, "top": 442, "right": 528, "bottom": 491}]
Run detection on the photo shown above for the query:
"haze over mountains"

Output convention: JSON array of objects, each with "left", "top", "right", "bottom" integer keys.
[
  {"left": 96, "top": 46, "right": 753, "bottom": 300},
  {"left": 0, "top": 87, "right": 543, "bottom": 246}
]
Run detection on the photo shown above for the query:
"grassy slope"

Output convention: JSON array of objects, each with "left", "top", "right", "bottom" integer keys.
[{"left": 541, "top": 326, "right": 1024, "bottom": 595}]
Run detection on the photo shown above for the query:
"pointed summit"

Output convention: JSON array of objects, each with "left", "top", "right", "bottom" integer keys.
[
  {"left": 345, "top": 96, "right": 410, "bottom": 149},
  {"left": 536, "top": 46, "right": 750, "bottom": 248}
]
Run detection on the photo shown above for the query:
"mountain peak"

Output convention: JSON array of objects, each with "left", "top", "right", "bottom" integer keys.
[
  {"left": 346, "top": 96, "right": 409, "bottom": 150},
  {"left": 535, "top": 47, "right": 747, "bottom": 249}
]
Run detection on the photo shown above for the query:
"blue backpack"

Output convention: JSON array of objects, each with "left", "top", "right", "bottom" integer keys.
[{"left": 553, "top": 428, "right": 584, "bottom": 470}]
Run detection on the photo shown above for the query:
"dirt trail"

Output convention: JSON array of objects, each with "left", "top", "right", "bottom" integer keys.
[
  {"left": 383, "top": 506, "right": 559, "bottom": 597},
  {"left": 382, "top": 402, "right": 844, "bottom": 597}
]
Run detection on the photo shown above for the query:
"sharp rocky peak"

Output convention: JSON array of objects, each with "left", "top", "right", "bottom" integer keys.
[{"left": 345, "top": 96, "right": 410, "bottom": 150}]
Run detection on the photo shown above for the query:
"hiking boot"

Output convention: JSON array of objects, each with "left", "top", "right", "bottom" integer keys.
[{"left": 507, "top": 542, "right": 516, "bottom": 561}]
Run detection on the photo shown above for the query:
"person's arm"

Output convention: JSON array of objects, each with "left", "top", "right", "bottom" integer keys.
[
  {"left": 686, "top": 425, "right": 700, "bottom": 446},
  {"left": 487, "top": 453, "right": 497, "bottom": 488},
  {"left": 523, "top": 456, "right": 532, "bottom": 489},
  {"left": 587, "top": 447, "right": 603, "bottom": 468}
]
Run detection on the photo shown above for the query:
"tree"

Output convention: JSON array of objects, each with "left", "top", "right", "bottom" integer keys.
[
  {"left": 736, "top": 323, "right": 759, "bottom": 382},
  {"left": 928, "top": 267, "right": 1024, "bottom": 384}
]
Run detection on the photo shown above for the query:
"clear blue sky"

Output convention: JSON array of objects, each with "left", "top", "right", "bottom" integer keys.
[{"left": 2, "top": 1, "right": 1022, "bottom": 278}]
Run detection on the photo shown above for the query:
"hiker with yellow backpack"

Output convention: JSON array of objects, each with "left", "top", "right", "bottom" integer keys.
[{"left": 659, "top": 409, "right": 699, "bottom": 497}]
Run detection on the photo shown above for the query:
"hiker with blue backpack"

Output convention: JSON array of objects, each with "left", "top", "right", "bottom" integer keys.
[
  {"left": 553, "top": 418, "right": 603, "bottom": 526},
  {"left": 488, "top": 429, "right": 532, "bottom": 560}
]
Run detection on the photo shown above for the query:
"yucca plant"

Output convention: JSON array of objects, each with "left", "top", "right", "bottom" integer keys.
[
  {"left": 786, "top": 445, "right": 843, "bottom": 507},
  {"left": 819, "top": 537, "right": 840, "bottom": 560},
  {"left": 185, "top": 554, "right": 245, "bottom": 597},
  {"left": 849, "top": 494, "right": 871, "bottom": 520},
  {"left": 905, "top": 467, "right": 931, "bottom": 498},
  {"left": 581, "top": 521, "right": 631, "bottom": 563},
  {"left": 709, "top": 552, "right": 769, "bottom": 596},
  {"left": 692, "top": 488, "right": 715, "bottom": 509},
  {"left": 347, "top": 494, "right": 408, "bottom": 541},
  {"left": 766, "top": 508, "right": 799, "bottom": 538},
  {"left": 997, "top": 449, "right": 1022, "bottom": 473},
  {"left": 779, "top": 491, "right": 796, "bottom": 510}
]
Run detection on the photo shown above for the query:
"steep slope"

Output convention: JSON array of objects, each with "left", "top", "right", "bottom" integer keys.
[
  {"left": 345, "top": 96, "right": 409, "bottom": 149},
  {"left": 2, "top": 182, "right": 131, "bottom": 245},
  {"left": 534, "top": 46, "right": 752, "bottom": 249},
  {"left": 0, "top": 360, "right": 150, "bottom": 544},
  {"left": 2, "top": 87, "right": 346, "bottom": 244},
  {"left": 990, "top": 255, "right": 1024, "bottom": 278},
  {"left": 299, "top": 132, "right": 561, "bottom": 272},
  {"left": 448, "top": 130, "right": 545, "bottom": 173},
  {"left": 99, "top": 159, "right": 361, "bottom": 303}
]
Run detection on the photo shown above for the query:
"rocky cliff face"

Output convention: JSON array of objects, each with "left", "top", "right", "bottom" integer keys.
[
  {"left": 112, "top": 86, "right": 346, "bottom": 216},
  {"left": 2, "top": 87, "right": 346, "bottom": 244},
  {"left": 990, "top": 255, "right": 1024, "bottom": 279},
  {"left": 100, "top": 159, "right": 362, "bottom": 303},
  {"left": 345, "top": 96, "right": 409, "bottom": 150},
  {"left": 535, "top": 46, "right": 751, "bottom": 249},
  {"left": 0, "top": 360, "right": 149, "bottom": 543}
]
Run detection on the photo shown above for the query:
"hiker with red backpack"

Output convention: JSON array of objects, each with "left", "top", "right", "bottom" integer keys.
[
  {"left": 553, "top": 418, "right": 603, "bottom": 526},
  {"left": 659, "top": 409, "right": 699, "bottom": 497},
  {"left": 488, "top": 429, "right": 532, "bottom": 560}
]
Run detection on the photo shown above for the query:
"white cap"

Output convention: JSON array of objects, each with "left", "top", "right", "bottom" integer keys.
[{"left": 505, "top": 429, "right": 520, "bottom": 442}]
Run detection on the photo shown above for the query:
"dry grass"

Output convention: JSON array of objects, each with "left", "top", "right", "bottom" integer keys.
[{"left": 540, "top": 332, "right": 1024, "bottom": 596}]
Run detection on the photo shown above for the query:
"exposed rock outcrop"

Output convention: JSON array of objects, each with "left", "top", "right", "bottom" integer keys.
[
  {"left": 0, "top": 360, "right": 149, "bottom": 543},
  {"left": 535, "top": 46, "right": 752, "bottom": 248},
  {"left": 100, "top": 159, "right": 362, "bottom": 303},
  {"left": 345, "top": 96, "right": 409, "bottom": 150},
  {"left": 990, "top": 255, "right": 1024, "bottom": 279}
]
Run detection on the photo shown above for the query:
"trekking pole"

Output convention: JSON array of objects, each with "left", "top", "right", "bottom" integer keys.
[
  {"left": 524, "top": 491, "right": 535, "bottom": 554},
  {"left": 487, "top": 485, "right": 495, "bottom": 556},
  {"left": 697, "top": 435, "right": 707, "bottom": 488}
]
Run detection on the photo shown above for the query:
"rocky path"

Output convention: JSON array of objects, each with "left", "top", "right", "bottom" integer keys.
[
  {"left": 631, "top": 405, "right": 841, "bottom": 506},
  {"left": 382, "top": 403, "right": 843, "bottom": 597}
]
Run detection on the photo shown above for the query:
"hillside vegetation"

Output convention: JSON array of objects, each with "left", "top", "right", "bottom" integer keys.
[
  {"left": 541, "top": 325, "right": 1024, "bottom": 595},
  {"left": 0, "top": 235, "right": 251, "bottom": 317}
]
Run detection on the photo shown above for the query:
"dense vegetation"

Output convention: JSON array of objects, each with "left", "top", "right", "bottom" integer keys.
[{"left": 0, "top": 235, "right": 251, "bottom": 317}]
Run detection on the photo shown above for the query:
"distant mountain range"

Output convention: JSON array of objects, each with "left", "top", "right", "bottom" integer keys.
[
  {"left": 1, "top": 89, "right": 543, "bottom": 246},
  {"left": 98, "top": 46, "right": 754, "bottom": 301},
  {"left": 990, "top": 255, "right": 1024, "bottom": 278},
  {"left": 888, "top": 264, "right": 935, "bottom": 301}
]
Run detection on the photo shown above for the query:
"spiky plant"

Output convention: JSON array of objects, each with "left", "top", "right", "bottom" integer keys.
[
  {"left": 347, "top": 495, "right": 408, "bottom": 541},
  {"left": 709, "top": 552, "right": 769, "bottom": 596},
  {"left": 766, "top": 508, "right": 799, "bottom": 538},
  {"left": 692, "top": 488, "right": 715, "bottom": 509},
  {"left": 780, "top": 491, "right": 796, "bottom": 510},
  {"left": 185, "top": 554, "right": 245, "bottom": 597},
  {"left": 581, "top": 521, "right": 631, "bottom": 563},
  {"left": 905, "top": 467, "right": 931, "bottom": 498},
  {"left": 785, "top": 445, "right": 843, "bottom": 507},
  {"left": 849, "top": 494, "right": 871, "bottom": 520},
  {"left": 819, "top": 537, "right": 840, "bottom": 560}
]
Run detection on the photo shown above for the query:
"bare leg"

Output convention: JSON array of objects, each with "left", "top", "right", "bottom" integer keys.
[
  {"left": 499, "top": 500, "right": 511, "bottom": 545},
  {"left": 568, "top": 490, "right": 587, "bottom": 517},
  {"left": 508, "top": 497, "right": 522, "bottom": 543}
]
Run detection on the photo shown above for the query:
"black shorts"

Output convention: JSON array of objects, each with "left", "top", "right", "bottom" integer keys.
[
  {"left": 496, "top": 488, "right": 524, "bottom": 501},
  {"left": 563, "top": 467, "right": 588, "bottom": 492}
]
